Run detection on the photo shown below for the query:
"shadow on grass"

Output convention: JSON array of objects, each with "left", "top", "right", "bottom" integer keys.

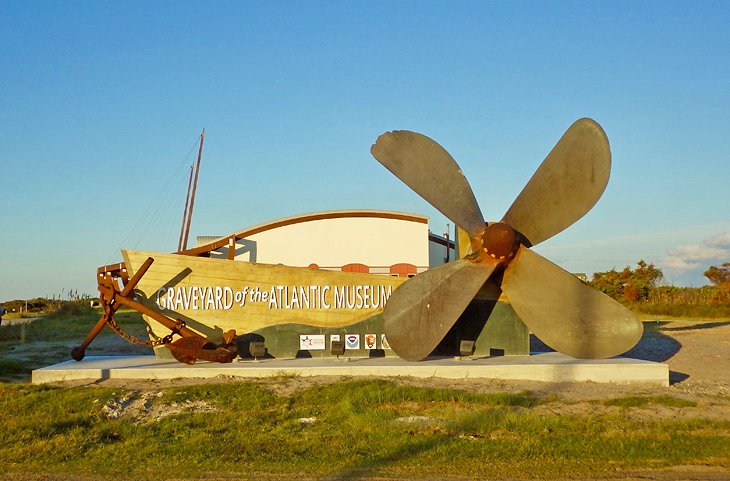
[
  {"left": 0, "top": 358, "right": 29, "bottom": 382},
  {"left": 322, "top": 411, "right": 485, "bottom": 481}
]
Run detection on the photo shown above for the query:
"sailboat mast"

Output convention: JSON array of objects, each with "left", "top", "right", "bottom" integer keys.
[
  {"left": 180, "top": 128, "right": 205, "bottom": 252},
  {"left": 177, "top": 164, "right": 194, "bottom": 252}
]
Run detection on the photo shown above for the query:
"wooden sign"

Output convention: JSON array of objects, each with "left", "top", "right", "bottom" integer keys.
[{"left": 123, "top": 250, "right": 406, "bottom": 343}]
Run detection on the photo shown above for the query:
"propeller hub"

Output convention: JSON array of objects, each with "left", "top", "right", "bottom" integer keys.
[{"left": 482, "top": 222, "right": 518, "bottom": 261}]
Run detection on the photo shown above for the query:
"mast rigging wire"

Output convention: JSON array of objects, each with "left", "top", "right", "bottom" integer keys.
[{"left": 106, "top": 134, "right": 204, "bottom": 264}]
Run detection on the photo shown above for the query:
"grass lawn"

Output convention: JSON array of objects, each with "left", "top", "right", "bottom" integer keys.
[
  {"left": 0, "top": 308, "right": 728, "bottom": 480},
  {"left": 1, "top": 380, "right": 728, "bottom": 480}
]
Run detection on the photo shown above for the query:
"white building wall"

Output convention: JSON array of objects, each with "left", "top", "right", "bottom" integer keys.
[{"left": 203, "top": 211, "right": 430, "bottom": 273}]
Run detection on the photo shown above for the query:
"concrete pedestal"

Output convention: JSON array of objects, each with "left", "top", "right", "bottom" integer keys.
[{"left": 32, "top": 353, "right": 669, "bottom": 386}]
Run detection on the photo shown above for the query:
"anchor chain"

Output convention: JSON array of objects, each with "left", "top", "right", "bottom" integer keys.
[{"left": 105, "top": 311, "right": 186, "bottom": 349}]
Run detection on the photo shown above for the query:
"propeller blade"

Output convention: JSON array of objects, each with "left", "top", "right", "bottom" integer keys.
[
  {"left": 384, "top": 258, "right": 498, "bottom": 361},
  {"left": 501, "top": 118, "right": 611, "bottom": 245},
  {"left": 501, "top": 246, "right": 643, "bottom": 359},
  {"left": 372, "top": 131, "right": 486, "bottom": 237}
]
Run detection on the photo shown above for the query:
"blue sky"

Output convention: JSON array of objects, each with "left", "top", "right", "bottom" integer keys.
[{"left": 1, "top": 1, "right": 729, "bottom": 301}]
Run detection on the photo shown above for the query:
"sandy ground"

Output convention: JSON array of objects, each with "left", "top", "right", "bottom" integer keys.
[{"left": 0, "top": 316, "right": 43, "bottom": 326}]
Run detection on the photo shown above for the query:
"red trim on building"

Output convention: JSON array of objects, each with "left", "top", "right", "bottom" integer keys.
[
  {"left": 342, "top": 263, "right": 370, "bottom": 273},
  {"left": 389, "top": 263, "right": 417, "bottom": 277}
]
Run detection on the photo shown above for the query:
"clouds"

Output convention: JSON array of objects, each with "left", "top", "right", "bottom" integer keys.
[{"left": 660, "top": 232, "right": 730, "bottom": 284}]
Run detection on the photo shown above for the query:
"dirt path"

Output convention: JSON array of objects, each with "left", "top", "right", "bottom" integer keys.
[{"left": 0, "top": 316, "right": 44, "bottom": 326}]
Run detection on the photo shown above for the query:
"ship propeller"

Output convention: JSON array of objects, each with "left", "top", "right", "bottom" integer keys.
[{"left": 371, "top": 118, "right": 643, "bottom": 361}]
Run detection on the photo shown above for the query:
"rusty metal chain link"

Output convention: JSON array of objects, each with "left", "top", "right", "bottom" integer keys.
[{"left": 105, "top": 313, "right": 186, "bottom": 348}]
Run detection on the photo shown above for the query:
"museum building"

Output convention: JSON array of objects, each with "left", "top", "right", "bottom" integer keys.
[{"left": 195, "top": 209, "right": 456, "bottom": 274}]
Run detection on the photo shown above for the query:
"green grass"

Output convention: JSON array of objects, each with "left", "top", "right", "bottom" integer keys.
[
  {"left": 634, "top": 303, "right": 730, "bottom": 319},
  {"left": 0, "top": 308, "right": 150, "bottom": 382},
  {"left": 0, "top": 381, "right": 728, "bottom": 480},
  {"left": 1, "top": 307, "right": 729, "bottom": 478},
  {"left": 601, "top": 395, "right": 697, "bottom": 409},
  {"left": 0, "top": 307, "right": 147, "bottom": 344},
  {"left": 0, "top": 359, "right": 27, "bottom": 377}
]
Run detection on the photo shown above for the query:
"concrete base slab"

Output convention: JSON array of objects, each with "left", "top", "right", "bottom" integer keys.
[{"left": 32, "top": 353, "right": 669, "bottom": 386}]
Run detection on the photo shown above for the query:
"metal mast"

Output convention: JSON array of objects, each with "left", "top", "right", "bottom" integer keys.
[{"left": 178, "top": 129, "right": 205, "bottom": 252}]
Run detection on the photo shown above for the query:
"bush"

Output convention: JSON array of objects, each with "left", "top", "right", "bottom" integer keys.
[{"left": 49, "top": 301, "right": 97, "bottom": 319}]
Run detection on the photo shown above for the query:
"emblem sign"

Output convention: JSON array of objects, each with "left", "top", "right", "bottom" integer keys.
[{"left": 345, "top": 334, "right": 360, "bottom": 350}]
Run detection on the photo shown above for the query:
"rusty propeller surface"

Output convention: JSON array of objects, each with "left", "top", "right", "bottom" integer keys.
[{"left": 371, "top": 118, "right": 643, "bottom": 361}]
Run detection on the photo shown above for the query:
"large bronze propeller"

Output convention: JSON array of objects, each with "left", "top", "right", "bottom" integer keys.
[{"left": 371, "top": 118, "right": 643, "bottom": 361}]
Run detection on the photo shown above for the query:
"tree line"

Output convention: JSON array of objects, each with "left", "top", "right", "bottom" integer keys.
[{"left": 590, "top": 261, "right": 730, "bottom": 318}]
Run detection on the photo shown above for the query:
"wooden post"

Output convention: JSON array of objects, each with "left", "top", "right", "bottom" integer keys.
[{"left": 228, "top": 236, "right": 235, "bottom": 260}]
